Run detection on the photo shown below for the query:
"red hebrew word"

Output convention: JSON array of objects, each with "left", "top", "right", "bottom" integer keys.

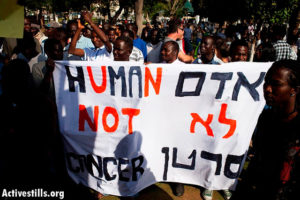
[
  {"left": 219, "top": 103, "right": 236, "bottom": 139},
  {"left": 144, "top": 67, "right": 162, "bottom": 97},
  {"left": 79, "top": 105, "right": 99, "bottom": 131},
  {"left": 122, "top": 108, "right": 140, "bottom": 134},
  {"left": 190, "top": 103, "right": 236, "bottom": 138},
  {"left": 190, "top": 113, "right": 214, "bottom": 137},
  {"left": 102, "top": 107, "right": 119, "bottom": 133},
  {"left": 87, "top": 66, "right": 107, "bottom": 93}
]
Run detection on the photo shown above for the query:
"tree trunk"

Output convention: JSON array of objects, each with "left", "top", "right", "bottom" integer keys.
[{"left": 135, "top": 0, "right": 143, "bottom": 37}]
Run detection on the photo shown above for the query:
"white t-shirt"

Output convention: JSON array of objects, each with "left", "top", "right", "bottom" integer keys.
[
  {"left": 130, "top": 46, "right": 144, "bottom": 63},
  {"left": 83, "top": 46, "right": 111, "bottom": 61}
]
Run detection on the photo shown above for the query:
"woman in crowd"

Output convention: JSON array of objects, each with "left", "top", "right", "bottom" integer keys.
[{"left": 233, "top": 60, "right": 300, "bottom": 200}]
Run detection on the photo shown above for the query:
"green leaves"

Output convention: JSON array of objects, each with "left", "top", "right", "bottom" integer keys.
[{"left": 248, "top": 0, "right": 299, "bottom": 24}]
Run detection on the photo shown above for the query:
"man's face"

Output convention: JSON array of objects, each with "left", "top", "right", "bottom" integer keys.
[
  {"left": 177, "top": 24, "right": 184, "bottom": 40},
  {"left": 150, "top": 30, "right": 158, "bottom": 44},
  {"left": 263, "top": 67, "right": 294, "bottom": 108},
  {"left": 52, "top": 44, "right": 63, "bottom": 60},
  {"left": 108, "top": 30, "right": 116, "bottom": 43},
  {"left": 68, "top": 24, "right": 78, "bottom": 38},
  {"left": 200, "top": 37, "right": 215, "bottom": 56},
  {"left": 91, "top": 31, "right": 104, "bottom": 48},
  {"left": 45, "top": 27, "right": 55, "bottom": 37},
  {"left": 113, "top": 40, "right": 130, "bottom": 61},
  {"left": 255, "top": 45, "right": 263, "bottom": 61},
  {"left": 161, "top": 42, "right": 176, "bottom": 63},
  {"left": 47, "top": 43, "right": 63, "bottom": 60},
  {"left": 103, "top": 23, "right": 110, "bottom": 31},
  {"left": 24, "top": 18, "right": 31, "bottom": 33},
  {"left": 231, "top": 46, "right": 248, "bottom": 61},
  {"left": 127, "top": 24, "right": 134, "bottom": 32},
  {"left": 121, "top": 31, "right": 133, "bottom": 40}
]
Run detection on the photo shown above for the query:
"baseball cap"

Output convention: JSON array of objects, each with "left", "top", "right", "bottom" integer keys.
[{"left": 45, "top": 21, "right": 61, "bottom": 28}]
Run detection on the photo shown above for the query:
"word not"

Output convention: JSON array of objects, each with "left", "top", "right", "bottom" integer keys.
[
  {"left": 65, "top": 66, "right": 162, "bottom": 97},
  {"left": 79, "top": 105, "right": 140, "bottom": 134},
  {"left": 66, "top": 152, "right": 144, "bottom": 182},
  {"left": 175, "top": 72, "right": 265, "bottom": 101},
  {"left": 190, "top": 103, "right": 236, "bottom": 138},
  {"left": 161, "top": 147, "right": 245, "bottom": 180}
]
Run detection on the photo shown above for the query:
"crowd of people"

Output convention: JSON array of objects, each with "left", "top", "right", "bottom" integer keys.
[{"left": 0, "top": 11, "right": 299, "bottom": 200}]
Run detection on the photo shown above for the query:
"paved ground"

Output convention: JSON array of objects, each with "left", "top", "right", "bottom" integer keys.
[{"left": 101, "top": 183, "right": 225, "bottom": 200}]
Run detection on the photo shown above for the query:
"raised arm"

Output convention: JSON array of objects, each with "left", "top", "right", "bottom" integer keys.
[
  {"left": 82, "top": 11, "right": 112, "bottom": 53},
  {"left": 68, "top": 20, "right": 84, "bottom": 57}
]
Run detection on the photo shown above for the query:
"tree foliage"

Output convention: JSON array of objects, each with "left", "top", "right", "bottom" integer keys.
[
  {"left": 191, "top": 0, "right": 299, "bottom": 23},
  {"left": 144, "top": 0, "right": 185, "bottom": 19},
  {"left": 20, "top": 0, "right": 300, "bottom": 24},
  {"left": 246, "top": 0, "right": 299, "bottom": 24}
]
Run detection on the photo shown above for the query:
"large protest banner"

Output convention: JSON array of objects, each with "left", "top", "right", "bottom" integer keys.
[{"left": 53, "top": 61, "right": 272, "bottom": 196}]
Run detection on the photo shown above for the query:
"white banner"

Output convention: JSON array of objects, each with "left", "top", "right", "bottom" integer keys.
[{"left": 53, "top": 61, "right": 272, "bottom": 196}]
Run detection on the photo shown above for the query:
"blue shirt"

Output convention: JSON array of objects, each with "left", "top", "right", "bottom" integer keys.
[
  {"left": 65, "top": 35, "right": 95, "bottom": 60},
  {"left": 184, "top": 28, "right": 192, "bottom": 40},
  {"left": 133, "top": 37, "right": 147, "bottom": 61}
]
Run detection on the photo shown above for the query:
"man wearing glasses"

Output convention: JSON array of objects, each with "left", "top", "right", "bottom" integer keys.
[
  {"left": 146, "top": 18, "right": 194, "bottom": 63},
  {"left": 163, "top": 18, "right": 194, "bottom": 63}
]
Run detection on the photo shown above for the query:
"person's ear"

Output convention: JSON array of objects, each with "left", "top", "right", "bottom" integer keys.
[
  {"left": 290, "top": 87, "right": 297, "bottom": 96},
  {"left": 293, "top": 86, "right": 300, "bottom": 96}
]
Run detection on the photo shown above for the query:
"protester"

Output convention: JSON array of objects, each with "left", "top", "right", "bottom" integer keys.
[
  {"left": 121, "top": 30, "right": 144, "bottom": 63},
  {"left": 11, "top": 32, "right": 45, "bottom": 71},
  {"left": 108, "top": 28, "right": 117, "bottom": 44},
  {"left": 164, "top": 18, "right": 194, "bottom": 63},
  {"left": 32, "top": 38, "right": 63, "bottom": 101},
  {"left": 160, "top": 40, "right": 182, "bottom": 64},
  {"left": 232, "top": 60, "right": 300, "bottom": 200},
  {"left": 184, "top": 23, "right": 193, "bottom": 55},
  {"left": 0, "top": 59, "right": 62, "bottom": 186},
  {"left": 229, "top": 39, "right": 249, "bottom": 62},
  {"left": 254, "top": 42, "right": 276, "bottom": 62},
  {"left": 2, "top": 17, "right": 41, "bottom": 60},
  {"left": 272, "top": 25, "right": 297, "bottom": 61},
  {"left": 127, "top": 23, "right": 147, "bottom": 61},
  {"left": 68, "top": 12, "right": 112, "bottom": 61},
  {"left": 113, "top": 36, "right": 133, "bottom": 61},
  {"left": 66, "top": 19, "right": 94, "bottom": 60},
  {"left": 45, "top": 21, "right": 61, "bottom": 38},
  {"left": 159, "top": 40, "right": 185, "bottom": 197},
  {"left": 147, "top": 18, "right": 194, "bottom": 63},
  {"left": 146, "top": 28, "right": 163, "bottom": 63},
  {"left": 193, "top": 35, "right": 223, "bottom": 64},
  {"left": 141, "top": 22, "right": 151, "bottom": 43},
  {"left": 215, "top": 36, "right": 230, "bottom": 63}
]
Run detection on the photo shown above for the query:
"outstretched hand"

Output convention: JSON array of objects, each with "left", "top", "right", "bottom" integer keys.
[
  {"left": 81, "top": 11, "right": 93, "bottom": 24},
  {"left": 77, "top": 19, "right": 85, "bottom": 30}
]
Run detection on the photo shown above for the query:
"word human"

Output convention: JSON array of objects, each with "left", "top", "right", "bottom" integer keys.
[
  {"left": 65, "top": 65, "right": 266, "bottom": 101},
  {"left": 65, "top": 65, "right": 162, "bottom": 98}
]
